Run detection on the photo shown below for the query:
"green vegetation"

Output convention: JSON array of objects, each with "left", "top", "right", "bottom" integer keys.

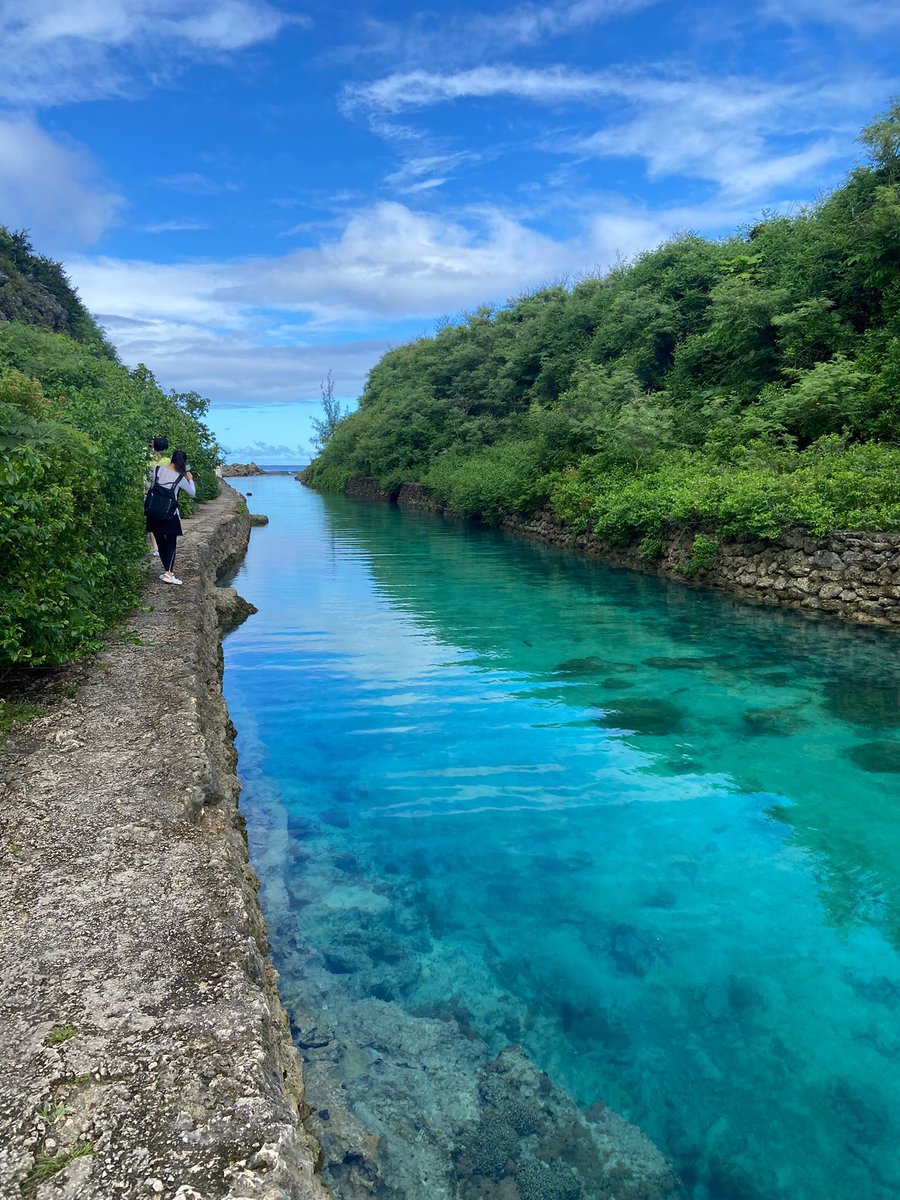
[
  {"left": 306, "top": 105, "right": 900, "bottom": 543},
  {"left": 0, "top": 229, "right": 220, "bottom": 668},
  {"left": 21, "top": 1144, "right": 92, "bottom": 1194},
  {"left": 685, "top": 534, "right": 720, "bottom": 577},
  {"left": 0, "top": 697, "right": 43, "bottom": 741},
  {"left": 44, "top": 1024, "right": 78, "bottom": 1046}
]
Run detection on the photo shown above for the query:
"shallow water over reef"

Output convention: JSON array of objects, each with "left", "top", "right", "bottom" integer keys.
[{"left": 223, "top": 476, "right": 900, "bottom": 1200}]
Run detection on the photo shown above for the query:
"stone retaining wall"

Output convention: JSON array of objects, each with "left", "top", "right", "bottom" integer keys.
[
  {"left": 343, "top": 474, "right": 396, "bottom": 502},
  {"left": 346, "top": 479, "right": 900, "bottom": 630},
  {"left": 501, "top": 512, "right": 900, "bottom": 629},
  {"left": 0, "top": 485, "right": 330, "bottom": 1200}
]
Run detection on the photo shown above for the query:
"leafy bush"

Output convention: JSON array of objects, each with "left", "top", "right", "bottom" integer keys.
[
  {"left": 550, "top": 441, "right": 900, "bottom": 543},
  {"left": 684, "top": 533, "right": 720, "bottom": 576},
  {"left": 0, "top": 324, "right": 220, "bottom": 666},
  {"left": 424, "top": 439, "right": 552, "bottom": 523}
]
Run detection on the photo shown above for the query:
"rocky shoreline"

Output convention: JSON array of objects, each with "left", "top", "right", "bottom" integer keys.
[
  {"left": 221, "top": 463, "right": 267, "bottom": 477},
  {"left": 339, "top": 477, "right": 900, "bottom": 630},
  {"left": 0, "top": 485, "right": 329, "bottom": 1200}
]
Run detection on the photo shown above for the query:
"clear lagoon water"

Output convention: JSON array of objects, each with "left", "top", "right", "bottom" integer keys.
[{"left": 222, "top": 475, "right": 900, "bottom": 1200}]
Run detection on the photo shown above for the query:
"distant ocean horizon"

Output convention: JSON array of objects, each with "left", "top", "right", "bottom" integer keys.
[{"left": 256, "top": 464, "right": 308, "bottom": 473}]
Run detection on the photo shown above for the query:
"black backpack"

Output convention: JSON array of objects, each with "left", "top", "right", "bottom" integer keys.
[{"left": 144, "top": 467, "right": 184, "bottom": 520}]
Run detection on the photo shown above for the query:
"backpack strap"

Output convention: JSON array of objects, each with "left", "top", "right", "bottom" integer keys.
[{"left": 156, "top": 469, "right": 184, "bottom": 494}]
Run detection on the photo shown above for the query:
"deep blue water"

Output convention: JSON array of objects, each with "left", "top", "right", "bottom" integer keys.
[{"left": 222, "top": 476, "right": 900, "bottom": 1200}]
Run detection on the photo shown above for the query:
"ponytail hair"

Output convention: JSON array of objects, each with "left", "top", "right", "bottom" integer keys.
[{"left": 170, "top": 450, "right": 188, "bottom": 472}]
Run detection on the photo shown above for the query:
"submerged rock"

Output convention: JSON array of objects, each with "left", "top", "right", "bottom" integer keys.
[
  {"left": 553, "top": 657, "right": 611, "bottom": 677},
  {"left": 741, "top": 706, "right": 808, "bottom": 736},
  {"left": 822, "top": 680, "right": 900, "bottom": 730},
  {"left": 594, "top": 697, "right": 686, "bottom": 737},
  {"left": 844, "top": 741, "right": 900, "bottom": 773},
  {"left": 453, "top": 1047, "right": 683, "bottom": 1200},
  {"left": 320, "top": 805, "right": 351, "bottom": 828},
  {"left": 641, "top": 656, "right": 706, "bottom": 671}
]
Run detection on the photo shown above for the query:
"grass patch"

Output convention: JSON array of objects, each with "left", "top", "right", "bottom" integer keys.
[
  {"left": 0, "top": 698, "right": 42, "bottom": 744},
  {"left": 44, "top": 1024, "right": 77, "bottom": 1047},
  {"left": 37, "top": 1102, "right": 67, "bottom": 1125},
  {"left": 21, "top": 1145, "right": 92, "bottom": 1194}
]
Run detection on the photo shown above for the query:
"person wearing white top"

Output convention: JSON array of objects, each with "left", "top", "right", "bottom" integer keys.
[{"left": 145, "top": 449, "right": 196, "bottom": 585}]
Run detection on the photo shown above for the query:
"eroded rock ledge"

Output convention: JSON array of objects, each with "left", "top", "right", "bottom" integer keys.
[{"left": 0, "top": 485, "right": 330, "bottom": 1200}]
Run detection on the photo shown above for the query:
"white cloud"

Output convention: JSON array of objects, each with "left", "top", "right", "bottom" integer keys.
[
  {"left": 574, "top": 77, "right": 848, "bottom": 197},
  {"left": 144, "top": 218, "right": 210, "bottom": 233},
  {"left": 385, "top": 151, "right": 482, "bottom": 194},
  {"left": 157, "top": 172, "right": 241, "bottom": 194},
  {"left": 349, "top": 64, "right": 885, "bottom": 199},
  {"left": 0, "top": 114, "right": 124, "bottom": 246},
  {"left": 349, "top": 0, "right": 657, "bottom": 68},
  {"left": 761, "top": 0, "right": 900, "bottom": 33},
  {"left": 0, "top": 0, "right": 297, "bottom": 107},
  {"left": 346, "top": 65, "right": 619, "bottom": 114},
  {"left": 69, "top": 196, "right": 699, "bottom": 405},
  {"left": 95, "top": 312, "right": 393, "bottom": 408},
  {"left": 469, "top": 0, "right": 659, "bottom": 45},
  {"left": 220, "top": 439, "right": 311, "bottom": 462}
]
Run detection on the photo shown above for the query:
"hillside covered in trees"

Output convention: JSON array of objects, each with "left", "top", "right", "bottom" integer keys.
[
  {"left": 0, "top": 229, "right": 220, "bottom": 668},
  {"left": 306, "top": 105, "right": 900, "bottom": 546}
]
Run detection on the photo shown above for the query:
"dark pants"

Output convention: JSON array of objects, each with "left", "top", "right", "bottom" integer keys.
[{"left": 157, "top": 530, "right": 178, "bottom": 573}]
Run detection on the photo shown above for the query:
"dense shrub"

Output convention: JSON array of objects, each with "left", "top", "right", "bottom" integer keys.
[
  {"left": 0, "top": 273, "right": 220, "bottom": 667},
  {"left": 550, "top": 440, "right": 900, "bottom": 541}
]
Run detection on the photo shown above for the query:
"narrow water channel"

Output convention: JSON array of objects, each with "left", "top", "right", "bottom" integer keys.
[{"left": 222, "top": 475, "right": 900, "bottom": 1200}]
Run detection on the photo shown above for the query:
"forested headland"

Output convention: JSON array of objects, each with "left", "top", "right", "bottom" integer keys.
[
  {"left": 305, "top": 105, "right": 900, "bottom": 551},
  {"left": 0, "top": 227, "right": 219, "bottom": 668}
]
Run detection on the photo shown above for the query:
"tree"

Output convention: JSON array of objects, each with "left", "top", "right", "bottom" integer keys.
[{"left": 311, "top": 371, "right": 348, "bottom": 451}]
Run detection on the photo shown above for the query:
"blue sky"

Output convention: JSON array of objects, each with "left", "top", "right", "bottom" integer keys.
[{"left": 2, "top": 0, "right": 898, "bottom": 462}]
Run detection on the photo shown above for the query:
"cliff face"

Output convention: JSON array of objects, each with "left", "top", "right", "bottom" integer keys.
[
  {"left": 0, "top": 265, "right": 71, "bottom": 332},
  {"left": 0, "top": 485, "right": 330, "bottom": 1200}
]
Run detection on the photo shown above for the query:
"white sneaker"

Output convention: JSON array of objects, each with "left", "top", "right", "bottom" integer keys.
[{"left": 161, "top": 573, "right": 183, "bottom": 585}]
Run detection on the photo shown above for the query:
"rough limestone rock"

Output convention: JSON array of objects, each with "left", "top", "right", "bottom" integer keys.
[
  {"left": 221, "top": 463, "right": 266, "bottom": 477},
  {"left": 0, "top": 485, "right": 330, "bottom": 1200},
  {"left": 214, "top": 586, "right": 259, "bottom": 635}
]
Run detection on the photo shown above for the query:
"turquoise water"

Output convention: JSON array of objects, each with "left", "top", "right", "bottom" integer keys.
[{"left": 222, "top": 476, "right": 900, "bottom": 1200}]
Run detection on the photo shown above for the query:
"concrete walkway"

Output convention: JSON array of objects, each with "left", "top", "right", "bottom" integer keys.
[{"left": 0, "top": 489, "right": 330, "bottom": 1200}]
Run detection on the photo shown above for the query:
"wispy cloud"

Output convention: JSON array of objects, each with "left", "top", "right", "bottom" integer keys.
[
  {"left": 385, "top": 151, "right": 483, "bottom": 194},
  {"left": 157, "top": 173, "right": 241, "bottom": 195},
  {"left": 468, "top": 0, "right": 659, "bottom": 46},
  {"left": 144, "top": 218, "right": 211, "bottom": 233},
  {"left": 221, "top": 439, "right": 311, "bottom": 461},
  {"left": 0, "top": 0, "right": 299, "bottom": 106},
  {"left": 343, "top": 0, "right": 658, "bottom": 70},
  {"left": 73, "top": 186, "right": 768, "bottom": 406},
  {"left": 348, "top": 63, "right": 886, "bottom": 198},
  {"left": 345, "top": 65, "right": 619, "bottom": 114},
  {"left": 72, "top": 193, "right": 720, "bottom": 347},
  {"left": 761, "top": 0, "right": 900, "bottom": 34}
]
